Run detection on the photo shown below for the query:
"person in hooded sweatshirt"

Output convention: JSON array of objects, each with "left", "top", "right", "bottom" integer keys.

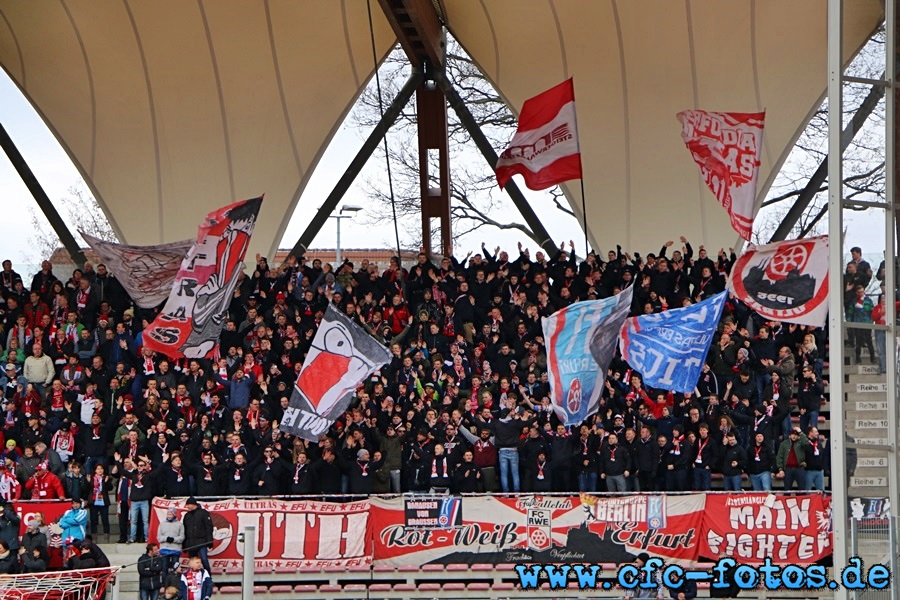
[{"left": 157, "top": 506, "right": 185, "bottom": 573}]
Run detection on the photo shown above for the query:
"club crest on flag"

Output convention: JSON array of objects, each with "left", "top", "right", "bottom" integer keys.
[
  {"left": 542, "top": 287, "right": 633, "bottom": 427},
  {"left": 728, "top": 236, "right": 829, "bottom": 327},
  {"left": 677, "top": 110, "right": 765, "bottom": 241}
]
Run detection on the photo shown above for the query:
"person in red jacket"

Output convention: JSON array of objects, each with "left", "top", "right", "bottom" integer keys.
[{"left": 25, "top": 464, "right": 65, "bottom": 500}]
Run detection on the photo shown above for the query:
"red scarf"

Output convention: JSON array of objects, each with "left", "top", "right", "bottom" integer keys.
[{"left": 51, "top": 389, "right": 65, "bottom": 410}]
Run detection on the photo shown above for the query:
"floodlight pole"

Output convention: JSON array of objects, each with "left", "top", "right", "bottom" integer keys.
[{"left": 0, "top": 123, "right": 87, "bottom": 267}]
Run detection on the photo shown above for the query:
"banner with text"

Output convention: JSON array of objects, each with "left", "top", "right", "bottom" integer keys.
[
  {"left": 619, "top": 292, "right": 727, "bottom": 393},
  {"left": 372, "top": 493, "right": 829, "bottom": 567},
  {"left": 700, "top": 494, "right": 832, "bottom": 564},
  {"left": 150, "top": 497, "right": 372, "bottom": 569},
  {"left": 143, "top": 197, "right": 262, "bottom": 359}
]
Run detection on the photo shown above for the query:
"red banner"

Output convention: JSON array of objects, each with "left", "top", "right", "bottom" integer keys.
[
  {"left": 372, "top": 493, "right": 829, "bottom": 567},
  {"left": 144, "top": 494, "right": 830, "bottom": 571},
  {"left": 12, "top": 499, "right": 69, "bottom": 536},
  {"left": 150, "top": 497, "right": 372, "bottom": 569},
  {"left": 699, "top": 494, "right": 832, "bottom": 564},
  {"left": 495, "top": 78, "right": 582, "bottom": 191}
]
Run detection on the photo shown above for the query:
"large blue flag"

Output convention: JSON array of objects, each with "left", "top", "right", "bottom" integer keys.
[
  {"left": 619, "top": 292, "right": 727, "bottom": 393},
  {"left": 542, "top": 287, "right": 634, "bottom": 427}
]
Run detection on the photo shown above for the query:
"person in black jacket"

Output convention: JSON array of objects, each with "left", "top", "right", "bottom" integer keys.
[
  {"left": 0, "top": 500, "right": 21, "bottom": 552},
  {"left": 340, "top": 448, "right": 382, "bottom": 496},
  {"left": 746, "top": 433, "right": 774, "bottom": 491},
  {"left": 691, "top": 424, "right": 718, "bottom": 491},
  {"left": 598, "top": 433, "right": 631, "bottom": 492},
  {"left": 634, "top": 426, "right": 660, "bottom": 492},
  {"left": 487, "top": 407, "right": 535, "bottom": 492},
  {"left": 218, "top": 452, "right": 255, "bottom": 496},
  {"left": 157, "top": 454, "right": 192, "bottom": 499},
  {"left": 663, "top": 428, "right": 690, "bottom": 491},
  {"left": 137, "top": 543, "right": 165, "bottom": 600},
  {"left": 805, "top": 427, "right": 826, "bottom": 491},
  {"left": 253, "top": 446, "right": 289, "bottom": 496},
  {"left": 0, "top": 540, "right": 17, "bottom": 574},
  {"left": 191, "top": 452, "right": 220, "bottom": 497},
  {"left": 452, "top": 450, "right": 481, "bottom": 493},
  {"left": 182, "top": 498, "right": 213, "bottom": 576},
  {"left": 721, "top": 433, "right": 747, "bottom": 491},
  {"left": 288, "top": 452, "right": 315, "bottom": 495},
  {"left": 311, "top": 449, "right": 343, "bottom": 497}
]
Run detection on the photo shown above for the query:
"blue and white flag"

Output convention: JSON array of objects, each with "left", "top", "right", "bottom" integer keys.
[
  {"left": 619, "top": 292, "right": 727, "bottom": 393},
  {"left": 542, "top": 287, "right": 633, "bottom": 427}
]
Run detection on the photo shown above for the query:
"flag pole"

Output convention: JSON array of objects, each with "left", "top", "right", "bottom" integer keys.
[{"left": 569, "top": 77, "right": 588, "bottom": 258}]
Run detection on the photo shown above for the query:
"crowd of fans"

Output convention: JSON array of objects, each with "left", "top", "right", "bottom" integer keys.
[{"left": 0, "top": 238, "right": 887, "bottom": 576}]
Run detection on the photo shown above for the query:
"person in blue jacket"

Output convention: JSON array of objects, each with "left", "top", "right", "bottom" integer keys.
[{"left": 58, "top": 496, "right": 88, "bottom": 547}]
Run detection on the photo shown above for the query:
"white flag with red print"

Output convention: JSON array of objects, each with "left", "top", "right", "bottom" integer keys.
[
  {"left": 677, "top": 110, "right": 765, "bottom": 241},
  {"left": 495, "top": 78, "right": 582, "bottom": 191},
  {"left": 727, "top": 236, "right": 829, "bottom": 327}
]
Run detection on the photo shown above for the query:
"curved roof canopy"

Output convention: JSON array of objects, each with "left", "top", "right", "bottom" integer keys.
[{"left": 0, "top": 0, "right": 884, "bottom": 257}]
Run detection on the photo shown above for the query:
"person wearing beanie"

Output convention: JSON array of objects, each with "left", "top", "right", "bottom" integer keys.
[
  {"left": 182, "top": 498, "right": 213, "bottom": 576},
  {"left": 157, "top": 506, "right": 185, "bottom": 573}
]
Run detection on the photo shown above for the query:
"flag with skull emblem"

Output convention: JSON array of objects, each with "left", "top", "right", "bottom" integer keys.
[{"left": 281, "top": 304, "right": 392, "bottom": 442}]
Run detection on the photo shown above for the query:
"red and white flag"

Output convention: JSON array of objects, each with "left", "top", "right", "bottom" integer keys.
[
  {"left": 727, "top": 236, "right": 829, "bottom": 327},
  {"left": 495, "top": 79, "right": 582, "bottom": 191},
  {"left": 677, "top": 110, "right": 765, "bottom": 241}
]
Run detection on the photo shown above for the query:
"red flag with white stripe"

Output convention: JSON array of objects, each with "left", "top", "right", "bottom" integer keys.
[
  {"left": 677, "top": 110, "right": 765, "bottom": 241},
  {"left": 495, "top": 79, "right": 582, "bottom": 191}
]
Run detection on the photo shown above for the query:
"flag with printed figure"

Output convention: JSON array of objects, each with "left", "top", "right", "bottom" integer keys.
[
  {"left": 619, "top": 292, "right": 727, "bottom": 393},
  {"left": 142, "top": 196, "right": 263, "bottom": 359},
  {"left": 281, "top": 304, "right": 392, "bottom": 442},
  {"left": 542, "top": 287, "right": 634, "bottom": 427},
  {"left": 677, "top": 110, "right": 765, "bottom": 240},
  {"left": 495, "top": 78, "right": 582, "bottom": 191},
  {"left": 81, "top": 233, "right": 193, "bottom": 309},
  {"left": 727, "top": 236, "right": 829, "bottom": 327}
]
